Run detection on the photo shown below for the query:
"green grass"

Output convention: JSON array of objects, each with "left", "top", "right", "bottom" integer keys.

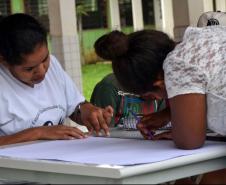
[{"left": 82, "top": 63, "right": 112, "bottom": 101}]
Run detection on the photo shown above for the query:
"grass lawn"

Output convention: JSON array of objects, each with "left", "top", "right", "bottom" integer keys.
[{"left": 82, "top": 62, "right": 112, "bottom": 101}]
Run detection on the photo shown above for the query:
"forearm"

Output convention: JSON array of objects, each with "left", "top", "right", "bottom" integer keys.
[
  {"left": 0, "top": 127, "right": 41, "bottom": 146},
  {"left": 170, "top": 94, "right": 206, "bottom": 149}
]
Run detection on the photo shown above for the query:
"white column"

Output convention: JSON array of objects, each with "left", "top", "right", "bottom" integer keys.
[
  {"left": 173, "top": 0, "right": 190, "bottom": 42},
  {"left": 109, "top": 0, "right": 121, "bottom": 30},
  {"left": 161, "top": 0, "right": 189, "bottom": 42},
  {"left": 216, "top": 0, "right": 226, "bottom": 11},
  {"left": 203, "top": 0, "right": 214, "bottom": 12},
  {"left": 161, "top": 0, "right": 174, "bottom": 38},
  {"left": 188, "top": 0, "right": 203, "bottom": 26},
  {"left": 154, "top": 0, "right": 163, "bottom": 31},
  {"left": 188, "top": 0, "right": 213, "bottom": 26},
  {"left": 47, "top": 0, "right": 83, "bottom": 92},
  {"left": 131, "top": 0, "right": 144, "bottom": 31}
]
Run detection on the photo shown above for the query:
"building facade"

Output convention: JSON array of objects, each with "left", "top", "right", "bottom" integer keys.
[{"left": 1, "top": 0, "right": 226, "bottom": 91}]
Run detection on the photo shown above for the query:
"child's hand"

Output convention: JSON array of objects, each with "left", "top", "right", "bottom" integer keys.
[
  {"left": 80, "top": 103, "right": 112, "bottom": 136},
  {"left": 137, "top": 107, "right": 170, "bottom": 128},
  {"left": 137, "top": 107, "right": 171, "bottom": 140}
]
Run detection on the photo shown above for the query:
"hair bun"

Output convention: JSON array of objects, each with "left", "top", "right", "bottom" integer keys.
[{"left": 94, "top": 30, "right": 128, "bottom": 60}]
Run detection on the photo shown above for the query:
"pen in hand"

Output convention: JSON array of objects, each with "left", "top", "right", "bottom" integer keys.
[{"left": 128, "top": 109, "right": 155, "bottom": 140}]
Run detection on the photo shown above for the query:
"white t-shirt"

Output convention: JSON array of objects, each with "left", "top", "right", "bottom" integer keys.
[
  {"left": 0, "top": 55, "right": 85, "bottom": 136},
  {"left": 163, "top": 26, "right": 226, "bottom": 136}
]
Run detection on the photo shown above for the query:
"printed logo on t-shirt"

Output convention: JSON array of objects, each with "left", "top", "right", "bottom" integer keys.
[
  {"left": 207, "top": 18, "right": 220, "bottom": 26},
  {"left": 43, "top": 117, "right": 64, "bottom": 126},
  {"left": 32, "top": 105, "right": 66, "bottom": 126}
]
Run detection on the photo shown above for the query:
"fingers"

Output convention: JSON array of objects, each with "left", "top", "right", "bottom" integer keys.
[
  {"left": 45, "top": 125, "right": 88, "bottom": 140},
  {"left": 103, "top": 105, "right": 114, "bottom": 127},
  {"left": 140, "top": 130, "right": 155, "bottom": 140},
  {"left": 62, "top": 126, "right": 88, "bottom": 139},
  {"left": 97, "top": 114, "right": 110, "bottom": 136},
  {"left": 84, "top": 123, "right": 94, "bottom": 133},
  {"left": 139, "top": 129, "right": 150, "bottom": 140},
  {"left": 104, "top": 105, "right": 114, "bottom": 117},
  {"left": 140, "top": 113, "right": 168, "bottom": 130},
  {"left": 137, "top": 123, "right": 155, "bottom": 140},
  {"left": 93, "top": 108, "right": 110, "bottom": 136},
  {"left": 80, "top": 103, "right": 101, "bottom": 136},
  {"left": 81, "top": 104, "right": 111, "bottom": 136},
  {"left": 84, "top": 109, "right": 109, "bottom": 136},
  {"left": 90, "top": 115, "right": 101, "bottom": 136},
  {"left": 137, "top": 122, "right": 152, "bottom": 135},
  {"left": 152, "top": 131, "right": 172, "bottom": 140}
]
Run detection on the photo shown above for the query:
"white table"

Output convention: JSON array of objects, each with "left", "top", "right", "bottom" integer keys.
[{"left": 0, "top": 139, "right": 225, "bottom": 184}]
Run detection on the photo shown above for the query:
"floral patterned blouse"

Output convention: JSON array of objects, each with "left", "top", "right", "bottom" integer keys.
[{"left": 163, "top": 26, "right": 226, "bottom": 135}]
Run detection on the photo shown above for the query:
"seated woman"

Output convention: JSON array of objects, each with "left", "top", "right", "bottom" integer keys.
[{"left": 0, "top": 13, "right": 113, "bottom": 146}]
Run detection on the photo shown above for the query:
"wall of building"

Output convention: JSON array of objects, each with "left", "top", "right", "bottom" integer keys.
[{"left": 7, "top": 0, "right": 226, "bottom": 63}]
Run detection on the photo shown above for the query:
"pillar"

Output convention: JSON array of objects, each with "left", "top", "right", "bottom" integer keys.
[
  {"left": 108, "top": 0, "right": 121, "bottom": 30},
  {"left": 154, "top": 0, "right": 163, "bottom": 31},
  {"left": 188, "top": 0, "right": 214, "bottom": 26},
  {"left": 131, "top": 0, "right": 144, "bottom": 31},
  {"left": 47, "top": 0, "right": 83, "bottom": 92},
  {"left": 216, "top": 0, "right": 226, "bottom": 11},
  {"left": 161, "top": 0, "right": 189, "bottom": 42}
]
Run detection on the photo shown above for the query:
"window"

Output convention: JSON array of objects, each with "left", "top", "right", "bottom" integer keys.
[
  {"left": 119, "top": 0, "right": 133, "bottom": 27},
  {"left": 76, "top": 0, "right": 107, "bottom": 29},
  {"left": 142, "top": 0, "right": 155, "bottom": 26},
  {"left": 24, "top": 0, "right": 49, "bottom": 31},
  {"left": 0, "top": 0, "right": 11, "bottom": 16}
]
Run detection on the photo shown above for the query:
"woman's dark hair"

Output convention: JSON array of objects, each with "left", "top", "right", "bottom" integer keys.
[
  {"left": 0, "top": 13, "right": 47, "bottom": 65},
  {"left": 94, "top": 30, "right": 175, "bottom": 94}
]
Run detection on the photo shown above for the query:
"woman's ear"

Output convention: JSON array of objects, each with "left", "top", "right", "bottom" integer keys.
[
  {"left": 153, "top": 70, "right": 165, "bottom": 88},
  {"left": 153, "top": 79, "right": 165, "bottom": 88}
]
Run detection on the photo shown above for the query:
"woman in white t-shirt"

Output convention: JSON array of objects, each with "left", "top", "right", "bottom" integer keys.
[{"left": 0, "top": 13, "right": 113, "bottom": 146}]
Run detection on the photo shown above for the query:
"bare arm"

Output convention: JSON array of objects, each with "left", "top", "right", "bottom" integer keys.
[
  {"left": 169, "top": 93, "right": 206, "bottom": 149},
  {"left": 0, "top": 125, "right": 86, "bottom": 146}
]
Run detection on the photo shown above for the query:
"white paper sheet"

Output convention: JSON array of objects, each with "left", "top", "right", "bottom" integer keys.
[{"left": 0, "top": 137, "right": 225, "bottom": 166}]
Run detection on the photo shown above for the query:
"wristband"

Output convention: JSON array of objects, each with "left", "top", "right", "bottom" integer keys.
[{"left": 74, "top": 100, "right": 89, "bottom": 123}]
